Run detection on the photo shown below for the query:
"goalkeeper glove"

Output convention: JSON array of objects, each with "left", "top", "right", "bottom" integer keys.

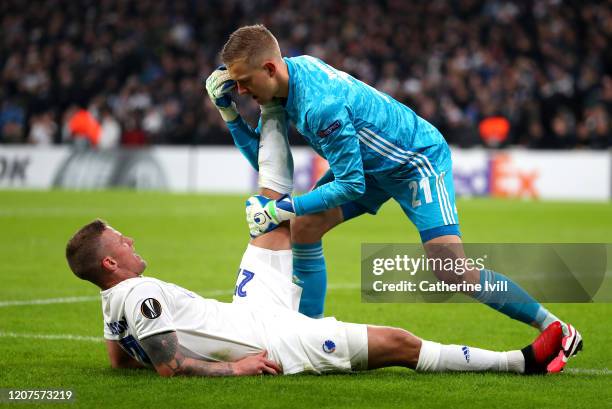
[
  {"left": 245, "top": 194, "right": 295, "bottom": 238},
  {"left": 205, "top": 65, "right": 239, "bottom": 122}
]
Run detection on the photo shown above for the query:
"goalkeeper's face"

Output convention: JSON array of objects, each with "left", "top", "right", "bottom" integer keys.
[{"left": 229, "top": 59, "right": 279, "bottom": 105}]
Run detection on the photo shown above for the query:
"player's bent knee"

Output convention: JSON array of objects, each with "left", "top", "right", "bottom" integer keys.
[
  {"left": 424, "top": 236, "right": 478, "bottom": 285},
  {"left": 291, "top": 209, "right": 343, "bottom": 242},
  {"left": 393, "top": 329, "right": 421, "bottom": 369},
  {"left": 367, "top": 326, "right": 421, "bottom": 370}
]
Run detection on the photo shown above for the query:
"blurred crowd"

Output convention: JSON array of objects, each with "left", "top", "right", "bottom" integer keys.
[{"left": 1, "top": 0, "right": 610, "bottom": 149}]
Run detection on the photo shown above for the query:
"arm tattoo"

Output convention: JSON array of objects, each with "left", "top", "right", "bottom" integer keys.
[
  {"left": 140, "top": 331, "right": 234, "bottom": 377},
  {"left": 142, "top": 331, "right": 178, "bottom": 364}
]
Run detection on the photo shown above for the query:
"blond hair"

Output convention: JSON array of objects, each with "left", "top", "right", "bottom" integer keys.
[{"left": 221, "top": 24, "right": 281, "bottom": 67}]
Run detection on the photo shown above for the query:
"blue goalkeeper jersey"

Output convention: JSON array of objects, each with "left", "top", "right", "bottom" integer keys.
[
  {"left": 227, "top": 55, "right": 449, "bottom": 216},
  {"left": 283, "top": 55, "right": 448, "bottom": 215}
]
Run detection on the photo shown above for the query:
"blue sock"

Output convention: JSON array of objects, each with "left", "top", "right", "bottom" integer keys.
[
  {"left": 475, "top": 269, "right": 558, "bottom": 330},
  {"left": 293, "top": 241, "right": 327, "bottom": 318}
]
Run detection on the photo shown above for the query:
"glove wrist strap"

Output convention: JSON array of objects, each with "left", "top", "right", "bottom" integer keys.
[{"left": 219, "top": 103, "right": 239, "bottom": 122}]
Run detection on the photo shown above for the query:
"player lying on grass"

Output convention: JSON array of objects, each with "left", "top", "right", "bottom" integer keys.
[
  {"left": 66, "top": 218, "right": 569, "bottom": 377},
  {"left": 205, "top": 24, "right": 582, "bottom": 370}
]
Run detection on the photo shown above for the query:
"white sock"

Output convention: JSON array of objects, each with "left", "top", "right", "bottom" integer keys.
[
  {"left": 416, "top": 340, "right": 525, "bottom": 373},
  {"left": 258, "top": 104, "right": 293, "bottom": 195}
]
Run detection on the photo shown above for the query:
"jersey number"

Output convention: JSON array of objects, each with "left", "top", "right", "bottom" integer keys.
[
  {"left": 409, "top": 178, "right": 433, "bottom": 208},
  {"left": 234, "top": 269, "right": 255, "bottom": 297}
]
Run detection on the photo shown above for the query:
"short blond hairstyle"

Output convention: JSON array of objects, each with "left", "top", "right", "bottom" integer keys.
[{"left": 221, "top": 24, "right": 281, "bottom": 67}]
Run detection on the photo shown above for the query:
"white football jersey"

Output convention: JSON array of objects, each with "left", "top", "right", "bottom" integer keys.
[{"left": 101, "top": 276, "right": 271, "bottom": 365}]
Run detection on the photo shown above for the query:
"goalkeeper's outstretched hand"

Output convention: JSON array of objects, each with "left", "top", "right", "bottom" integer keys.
[
  {"left": 246, "top": 194, "right": 296, "bottom": 238},
  {"left": 204, "top": 65, "right": 239, "bottom": 122}
]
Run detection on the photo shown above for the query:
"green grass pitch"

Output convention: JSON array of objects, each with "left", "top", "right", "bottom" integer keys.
[{"left": 0, "top": 190, "right": 610, "bottom": 409}]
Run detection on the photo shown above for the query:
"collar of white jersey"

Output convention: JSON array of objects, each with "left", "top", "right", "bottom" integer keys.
[{"left": 99, "top": 275, "right": 146, "bottom": 295}]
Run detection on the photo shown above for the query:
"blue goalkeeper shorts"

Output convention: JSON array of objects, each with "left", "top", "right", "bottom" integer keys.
[{"left": 318, "top": 142, "right": 460, "bottom": 242}]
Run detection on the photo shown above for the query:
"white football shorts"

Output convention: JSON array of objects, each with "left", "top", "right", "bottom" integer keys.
[{"left": 231, "top": 244, "right": 369, "bottom": 374}]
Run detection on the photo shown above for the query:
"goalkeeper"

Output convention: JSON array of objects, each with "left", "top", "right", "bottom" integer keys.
[{"left": 205, "top": 24, "right": 581, "bottom": 372}]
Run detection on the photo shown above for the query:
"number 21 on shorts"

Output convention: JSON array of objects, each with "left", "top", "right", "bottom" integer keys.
[{"left": 409, "top": 177, "right": 433, "bottom": 208}]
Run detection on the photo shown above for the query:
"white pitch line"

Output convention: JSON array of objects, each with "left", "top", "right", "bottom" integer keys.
[
  {"left": 0, "top": 330, "right": 609, "bottom": 376},
  {"left": 328, "top": 283, "right": 361, "bottom": 290},
  {"left": 0, "top": 283, "right": 361, "bottom": 308},
  {"left": 0, "top": 295, "right": 100, "bottom": 307},
  {"left": 0, "top": 331, "right": 102, "bottom": 342},
  {"left": 565, "top": 368, "right": 611, "bottom": 375}
]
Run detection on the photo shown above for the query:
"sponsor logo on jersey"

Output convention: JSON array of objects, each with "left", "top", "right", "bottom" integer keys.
[
  {"left": 322, "top": 339, "right": 336, "bottom": 353},
  {"left": 317, "top": 120, "right": 341, "bottom": 138},
  {"left": 106, "top": 319, "right": 128, "bottom": 335},
  {"left": 462, "top": 346, "right": 470, "bottom": 363},
  {"left": 141, "top": 298, "right": 162, "bottom": 319}
]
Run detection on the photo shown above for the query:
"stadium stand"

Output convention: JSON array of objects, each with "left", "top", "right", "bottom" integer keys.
[{"left": 1, "top": 0, "right": 610, "bottom": 148}]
